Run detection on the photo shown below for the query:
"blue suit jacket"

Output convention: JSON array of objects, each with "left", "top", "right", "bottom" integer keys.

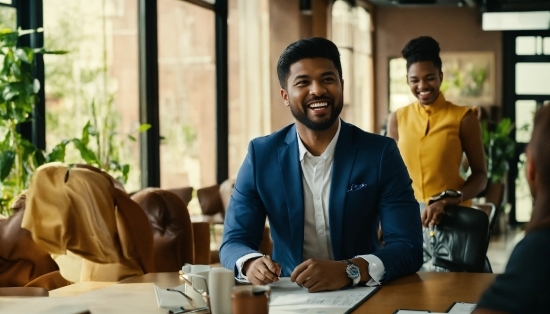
[{"left": 220, "top": 121, "right": 423, "bottom": 282}]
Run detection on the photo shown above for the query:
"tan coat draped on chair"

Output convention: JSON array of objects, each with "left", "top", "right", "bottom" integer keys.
[{"left": 21, "top": 163, "right": 155, "bottom": 282}]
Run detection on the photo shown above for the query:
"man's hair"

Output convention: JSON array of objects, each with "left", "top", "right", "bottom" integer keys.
[
  {"left": 401, "top": 36, "right": 442, "bottom": 72},
  {"left": 277, "top": 37, "right": 342, "bottom": 89},
  {"left": 530, "top": 103, "right": 550, "bottom": 187}
]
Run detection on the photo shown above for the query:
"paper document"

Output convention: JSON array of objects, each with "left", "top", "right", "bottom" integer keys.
[
  {"left": 447, "top": 302, "right": 476, "bottom": 313},
  {"left": 268, "top": 278, "right": 378, "bottom": 314}
]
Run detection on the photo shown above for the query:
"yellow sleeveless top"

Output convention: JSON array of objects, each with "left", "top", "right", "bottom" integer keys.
[{"left": 396, "top": 93, "right": 472, "bottom": 205}]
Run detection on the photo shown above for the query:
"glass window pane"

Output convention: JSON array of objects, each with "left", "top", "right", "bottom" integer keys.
[
  {"left": 515, "top": 63, "right": 550, "bottom": 95},
  {"left": 332, "top": 0, "right": 352, "bottom": 48},
  {"left": 353, "top": 6, "right": 371, "bottom": 54},
  {"left": 515, "top": 100, "right": 536, "bottom": 143},
  {"left": 227, "top": 0, "right": 270, "bottom": 181},
  {"left": 0, "top": 5, "right": 15, "bottom": 29},
  {"left": 388, "top": 57, "right": 415, "bottom": 113},
  {"left": 516, "top": 36, "right": 536, "bottom": 55},
  {"left": 44, "top": 0, "right": 141, "bottom": 191},
  {"left": 340, "top": 48, "right": 351, "bottom": 107},
  {"left": 544, "top": 37, "right": 550, "bottom": 55},
  {"left": 516, "top": 153, "right": 532, "bottom": 223},
  {"left": 158, "top": 0, "right": 216, "bottom": 209}
]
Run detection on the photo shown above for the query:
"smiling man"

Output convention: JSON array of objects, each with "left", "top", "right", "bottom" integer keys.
[{"left": 219, "top": 37, "right": 423, "bottom": 292}]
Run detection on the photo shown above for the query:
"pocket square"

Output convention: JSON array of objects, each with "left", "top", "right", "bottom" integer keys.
[{"left": 347, "top": 183, "right": 368, "bottom": 192}]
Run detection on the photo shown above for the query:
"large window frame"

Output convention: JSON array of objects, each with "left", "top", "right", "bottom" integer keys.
[
  {"left": 16, "top": 0, "right": 229, "bottom": 188},
  {"left": 503, "top": 29, "right": 550, "bottom": 225}
]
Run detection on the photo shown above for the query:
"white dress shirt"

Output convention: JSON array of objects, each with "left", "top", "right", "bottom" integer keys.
[{"left": 236, "top": 120, "right": 385, "bottom": 285}]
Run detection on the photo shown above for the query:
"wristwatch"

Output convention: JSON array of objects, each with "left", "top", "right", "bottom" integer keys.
[
  {"left": 343, "top": 259, "right": 360, "bottom": 287},
  {"left": 429, "top": 189, "right": 462, "bottom": 204}
]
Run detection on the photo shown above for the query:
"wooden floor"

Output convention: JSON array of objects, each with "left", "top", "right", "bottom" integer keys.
[{"left": 486, "top": 225, "right": 524, "bottom": 274}]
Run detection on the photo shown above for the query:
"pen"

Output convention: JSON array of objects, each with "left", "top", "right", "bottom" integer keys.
[{"left": 168, "top": 306, "right": 209, "bottom": 314}]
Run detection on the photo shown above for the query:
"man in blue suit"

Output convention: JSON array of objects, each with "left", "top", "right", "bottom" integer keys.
[{"left": 220, "top": 37, "right": 423, "bottom": 292}]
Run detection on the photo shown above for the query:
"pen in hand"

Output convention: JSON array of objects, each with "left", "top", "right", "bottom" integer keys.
[{"left": 264, "top": 255, "right": 282, "bottom": 279}]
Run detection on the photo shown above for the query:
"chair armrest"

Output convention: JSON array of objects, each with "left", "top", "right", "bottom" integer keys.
[{"left": 192, "top": 222, "right": 211, "bottom": 265}]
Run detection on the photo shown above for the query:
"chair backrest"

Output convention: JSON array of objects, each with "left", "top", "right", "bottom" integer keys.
[
  {"left": 131, "top": 188, "right": 195, "bottom": 271},
  {"left": 22, "top": 163, "right": 155, "bottom": 282},
  {"left": 219, "top": 179, "right": 235, "bottom": 211},
  {"left": 432, "top": 205, "right": 490, "bottom": 273},
  {"left": 0, "top": 195, "right": 59, "bottom": 288},
  {"left": 197, "top": 184, "right": 224, "bottom": 218},
  {"left": 166, "top": 186, "right": 194, "bottom": 206}
]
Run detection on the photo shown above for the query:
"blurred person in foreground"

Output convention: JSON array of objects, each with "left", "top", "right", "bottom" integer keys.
[
  {"left": 472, "top": 104, "right": 550, "bottom": 314},
  {"left": 219, "top": 37, "right": 422, "bottom": 293}
]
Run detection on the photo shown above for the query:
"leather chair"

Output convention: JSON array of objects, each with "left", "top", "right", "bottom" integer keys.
[
  {"left": 219, "top": 179, "right": 235, "bottom": 210},
  {"left": 431, "top": 205, "right": 492, "bottom": 273},
  {"left": 196, "top": 184, "right": 225, "bottom": 225},
  {"left": 0, "top": 194, "right": 60, "bottom": 288},
  {"left": 166, "top": 186, "right": 194, "bottom": 206},
  {"left": 132, "top": 188, "right": 211, "bottom": 269},
  {"left": 22, "top": 163, "right": 155, "bottom": 283}
]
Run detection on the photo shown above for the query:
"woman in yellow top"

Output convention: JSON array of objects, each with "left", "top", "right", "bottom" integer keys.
[{"left": 388, "top": 36, "right": 487, "bottom": 229}]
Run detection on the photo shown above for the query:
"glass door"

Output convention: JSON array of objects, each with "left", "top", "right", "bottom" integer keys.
[{"left": 503, "top": 30, "right": 550, "bottom": 224}]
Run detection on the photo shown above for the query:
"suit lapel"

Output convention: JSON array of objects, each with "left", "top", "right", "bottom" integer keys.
[
  {"left": 278, "top": 125, "right": 304, "bottom": 264},
  {"left": 329, "top": 121, "right": 358, "bottom": 260}
]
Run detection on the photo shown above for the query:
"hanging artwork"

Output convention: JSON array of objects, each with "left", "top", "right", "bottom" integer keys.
[{"left": 389, "top": 51, "right": 495, "bottom": 112}]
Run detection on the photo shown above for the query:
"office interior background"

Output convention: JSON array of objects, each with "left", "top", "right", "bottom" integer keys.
[{"left": 1, "top": 0, "right": 549, "bottom": 225}]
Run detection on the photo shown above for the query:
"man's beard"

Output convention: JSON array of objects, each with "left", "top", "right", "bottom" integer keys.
[{"left": 290, "top": 98, "right": 343, "bottom": 131}]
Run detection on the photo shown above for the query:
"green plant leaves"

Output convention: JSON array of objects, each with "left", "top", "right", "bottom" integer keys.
[
  {"left": 482, "top": 118, "right": 517, "bottom": 183},
  {"left": 0, "top": 150, "right": 15, "bottom": 181}
]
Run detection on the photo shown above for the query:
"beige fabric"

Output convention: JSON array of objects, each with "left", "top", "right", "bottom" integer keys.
[{"left": 21, "top": 163, "right": 154, "bottom": 282}]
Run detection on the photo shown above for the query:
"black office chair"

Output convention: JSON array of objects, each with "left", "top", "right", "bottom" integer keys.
[{"left": 431, "top": 205, "right": 492, "bottom": 273}]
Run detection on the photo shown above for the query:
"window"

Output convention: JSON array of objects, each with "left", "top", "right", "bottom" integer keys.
[
  {"left": 157, "top": 0, "right": 216, "bottom": 194},
  {"left": 332, "top": 0, "right": 374, "bottom": 132},
  {"left": 0, "top": 3, "right": 15, "bottom": 29},
  {"left": 227, "top": 0, "right": 270, "bottom": 180},
  {"left": 43, "top": 0, "right": 141, "bottom": 191}
]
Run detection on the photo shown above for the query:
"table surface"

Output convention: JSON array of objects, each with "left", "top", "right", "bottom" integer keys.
[{"left": 46, "top": 271, "right": 496, "bottom": 313}]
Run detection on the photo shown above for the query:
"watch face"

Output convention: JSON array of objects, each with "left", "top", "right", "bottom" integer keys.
[
  {"left": 445, "top": 189, "right": 461, "bottom": 197},
  {"left": 346, "top": 265, "right": 360, "bottom": 279}
]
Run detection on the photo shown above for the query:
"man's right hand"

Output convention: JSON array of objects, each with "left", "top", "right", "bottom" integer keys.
[{"left": 242, "top": 255, "right": 281, "bottom": 285}]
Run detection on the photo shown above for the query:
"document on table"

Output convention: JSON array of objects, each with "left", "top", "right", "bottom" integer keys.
[
  {"left": 268, "top": 278, "right": 379, "bottom": 314},
  {"left": 447, "top": 302, "right": 476, "bottom": 313}
]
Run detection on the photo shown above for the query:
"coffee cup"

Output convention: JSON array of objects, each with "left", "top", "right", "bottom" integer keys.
[
  {"left": 231, "top": 285, "right": 271, "bottom": 314},
  {"left": 208, "top": 267, "right": 234, "bottom": 314}
]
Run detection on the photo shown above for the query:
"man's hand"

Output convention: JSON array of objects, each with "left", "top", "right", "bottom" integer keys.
[
  {"left": 242, "top": 255, "right": 281, "bottom": 285},
  {"left": 290, "top": 259, "right": 350, "bottom": 292}
]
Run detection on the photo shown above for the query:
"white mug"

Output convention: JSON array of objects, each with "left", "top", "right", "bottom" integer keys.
[{"left": 208, "top": 267, "right": 234, "bottom": 314}]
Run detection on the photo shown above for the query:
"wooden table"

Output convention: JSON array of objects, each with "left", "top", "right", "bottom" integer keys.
[
  {"left": 47, "top": 271, "right": 496, "bottom": 313},
  {"left": 361, "top": 272, "right": 495, "bottom": 313}
]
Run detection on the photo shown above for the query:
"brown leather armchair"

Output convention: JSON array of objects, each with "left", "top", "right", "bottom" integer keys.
[
  {"left": 166, "top": 186, "right": 194, "bottom": 206},
  {"left": 0, "top": 194, "right": 60, "bottom": 288},
  {"left": 132, "top": 188, "right": 211, "bottom": 270},
  {"left": 196, "top": 184, "right": 225, "bottom": 224}
]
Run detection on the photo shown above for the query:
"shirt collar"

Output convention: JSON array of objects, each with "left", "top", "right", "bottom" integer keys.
[
  {"left": 415, "top": 91, "right": 447, "bottom": 116},
  {"left": 297, "top": 119, "right": 341, "bottom": 162}
]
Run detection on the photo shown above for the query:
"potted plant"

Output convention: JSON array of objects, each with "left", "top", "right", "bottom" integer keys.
[
  {"left": 481, "top": 118, "right": 517, "bottom": 185},
  {"left": 0, "top": 28, "right": 66, "bottom": 215}
]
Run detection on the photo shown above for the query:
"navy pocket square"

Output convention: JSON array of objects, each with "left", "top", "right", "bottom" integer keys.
[{"left": 347, "top": 183, "right": 368, "bottom": 192}]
